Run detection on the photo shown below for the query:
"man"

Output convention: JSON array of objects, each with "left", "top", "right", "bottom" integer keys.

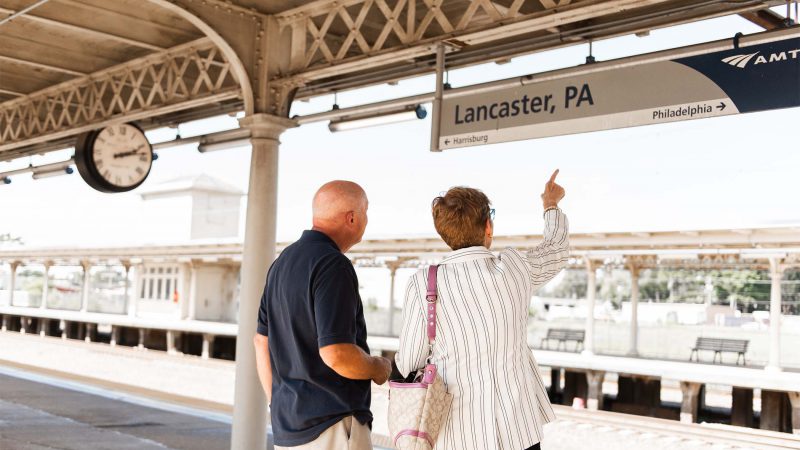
[{"left": 254, "top": 180, "right": 392, "bottom": 450}]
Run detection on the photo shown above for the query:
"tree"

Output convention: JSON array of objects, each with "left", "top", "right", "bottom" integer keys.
[{"left": 0, "top": 233, "right": 22, "bottom": 246}]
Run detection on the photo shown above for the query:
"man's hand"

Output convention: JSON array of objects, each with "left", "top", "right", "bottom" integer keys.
[
  {"left": 371, "top": 356, "right": 392, "bottom": 385},
  {"left": 541, "top": 169, "right": 565, "bottom": 209}
]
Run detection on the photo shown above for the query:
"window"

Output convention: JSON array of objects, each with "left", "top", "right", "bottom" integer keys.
[{"left": 139, "top": 264, "right": 180, "bottom": 302}]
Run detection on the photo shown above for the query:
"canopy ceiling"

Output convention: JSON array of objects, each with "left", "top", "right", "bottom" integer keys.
[{"left": 0, "top": 0, "right": 790, "bottom": 160}]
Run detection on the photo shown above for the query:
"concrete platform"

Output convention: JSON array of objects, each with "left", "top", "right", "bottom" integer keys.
[{"left": 0, "top": 369, "right": 237, "bottom": 450}]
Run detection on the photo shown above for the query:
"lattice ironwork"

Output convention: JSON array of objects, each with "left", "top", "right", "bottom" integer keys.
[
  {"left": 0, "top": 38, "right": 241, "bottom": 151},
  {"left": 278, "top": 0, "right": 581, "bottom": 74}
]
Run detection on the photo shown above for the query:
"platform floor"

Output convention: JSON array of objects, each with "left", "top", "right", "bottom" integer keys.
[
  {"left": 0, "top": 371, "right": 239, "bottom": 450},
  {"left": 1, "top": 332, "right": 797, "bottom": 450}
]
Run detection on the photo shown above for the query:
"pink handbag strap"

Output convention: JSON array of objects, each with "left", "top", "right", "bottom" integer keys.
[{"left": 426, "top": 265, "right": 439, "bottom": 344}]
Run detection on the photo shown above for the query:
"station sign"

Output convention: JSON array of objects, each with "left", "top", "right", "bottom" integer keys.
[{"left": 438, "top": 32, "right": 800, "bottom": 150}]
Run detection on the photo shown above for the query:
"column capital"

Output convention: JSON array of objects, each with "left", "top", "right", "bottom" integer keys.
[
  {"left": 584, "top": 258, "right": 602, "bottom": 271},
  {"left": 238, "top": 113, "right": 297, "bottom": 141},
  {"left": 769, "top": 258, "right": 785, "bottom": 277}
]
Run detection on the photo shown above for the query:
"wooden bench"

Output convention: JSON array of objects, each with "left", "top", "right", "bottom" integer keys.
[
  {"left": 541, "top": 328, "right": 584, "bottom": 352},
  {"left": 689, "top": 337, "right": 749, "bottom": 365}
]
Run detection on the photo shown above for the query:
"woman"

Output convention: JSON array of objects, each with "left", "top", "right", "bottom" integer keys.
[{"left": 395, "top": 170, "right": 568, "bottom": 450}]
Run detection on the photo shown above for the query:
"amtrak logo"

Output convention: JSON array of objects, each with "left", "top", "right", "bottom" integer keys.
[
  {"left": 721, "top": 49, "right": 800, "bottom": 68},
  {"left": 721, "top": 52, "right": 759, "bottom": 68}
]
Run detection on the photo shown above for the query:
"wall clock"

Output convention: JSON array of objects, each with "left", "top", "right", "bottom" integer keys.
[{"left": 75, "top": 123, "right": 153, "bottom": 193}]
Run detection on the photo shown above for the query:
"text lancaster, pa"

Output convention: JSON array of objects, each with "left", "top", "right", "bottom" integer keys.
[{"left": 453, "top": 84, "right": 595, "bottom": 125}]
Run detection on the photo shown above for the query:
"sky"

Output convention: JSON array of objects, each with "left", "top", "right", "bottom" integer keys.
[{"left": 1, "top": 11, "right": 799, "bottom": 252}]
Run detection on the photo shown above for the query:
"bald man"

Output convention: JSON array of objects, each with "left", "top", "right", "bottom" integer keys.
[{"left": 254, "top": 180, "right": 392, "bottom": 450}]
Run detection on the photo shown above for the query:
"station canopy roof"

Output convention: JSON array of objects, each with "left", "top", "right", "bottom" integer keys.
[{"left": 0, "top": 0, "right": 791, "bottom": 161}]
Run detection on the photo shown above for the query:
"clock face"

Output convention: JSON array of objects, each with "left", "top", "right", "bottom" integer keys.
[
  {"left": 91, "top": 124, "right": 152, "bottom": 189},
  {"left": 75, "top": 123, "right": 153, "bottom": 193}
]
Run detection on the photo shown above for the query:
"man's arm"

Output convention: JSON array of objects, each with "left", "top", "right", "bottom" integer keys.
[
  {"left": 525, "top": 169, "right": 570, "bottom": 290},
  {"left": 319, "top": 343, "right": 392, "bottom": 384},
  {"left": 253, "top": 333, "right": 272, "bottom": 403}
]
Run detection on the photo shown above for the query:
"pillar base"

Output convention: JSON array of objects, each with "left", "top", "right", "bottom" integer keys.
[
  {"left": 110, "top": 326, "right": 120, "bottom": 346},
  {"left": 563, "top": 370, "right": 588, "bottom": 407},
  {"left": 586, "top": 370, "right": 605, "bottom": 411},
  {"left": 548, "top": 367, "right": 562, "bottom": 398},
  {"left": 761, "top": 390, "right": 791, "bottom": 433},
  {"left": 789, "top": 392, "right": 800, "bottom": 435},
  {"left": 84, "top": 323, "right": 94, "bottom": 343},
  {"left": 679, "top": 382, "right": 702, "bottom": 424},
  {"left": 202, "top": 334, "right": 215, "bottom": 359},
  {"left": 613, "top": 376, "right": 664, "bottom": 417},
  {"left": 732, "top": 387, "right": 754, "bottom": 428}
]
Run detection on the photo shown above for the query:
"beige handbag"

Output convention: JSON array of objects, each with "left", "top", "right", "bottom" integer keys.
[{"left": 388, "top": 265, "right": 453, "bottom": 450}]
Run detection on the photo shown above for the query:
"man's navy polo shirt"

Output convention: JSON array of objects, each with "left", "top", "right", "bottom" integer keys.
[{"left": 257, "top": 229, "right": 371, "bottom": 447}]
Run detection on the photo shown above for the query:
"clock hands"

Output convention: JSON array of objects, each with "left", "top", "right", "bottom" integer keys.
[{"left": 112, "top": 144, "right": 146, "bottom": 159}]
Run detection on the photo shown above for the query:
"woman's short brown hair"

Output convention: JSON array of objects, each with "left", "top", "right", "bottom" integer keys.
[{"left": 432, "top": 187, "right": 491, "bottom": 250}]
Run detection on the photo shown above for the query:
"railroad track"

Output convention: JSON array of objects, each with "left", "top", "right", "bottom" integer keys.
[{"left": 553, "top": 405, "right": 800, "bottom": 449}]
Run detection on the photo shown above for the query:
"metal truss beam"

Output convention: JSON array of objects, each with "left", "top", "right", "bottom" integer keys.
[
  {"left": 0, "top": 54, "right": 86, "bottom": 77},
  {"left": 739, "top": 8, "right": 788, "bottom": 29},
  {"left": 288, "top": 0, "right": 785, "bottom": 98},
  {"left": 0, "top": 89, "right": 24, "bottom": 97},
  {"left": 0, "top": 38, "right": 242, "bottom": 152},
  {"left": 0, "top": 6, "right": 165, "bottom": 51},
  {"left": 276, "top": 0, "right": 674, "bottom": 81}
]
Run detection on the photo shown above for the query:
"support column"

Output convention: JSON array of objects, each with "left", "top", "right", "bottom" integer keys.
[
  {"left": 1, "top": 315, "right": 6, "bottom": 332},
  {"left": 767, "top": 258, "right": 783, "bottom": 372},
  {"left": 789, "top": 392, "right": 800, "bottom": 435},
  {"left": 8, "top": 261, "right": 19, "bottom": 307},
  {"left": 187, "top": 262, "right": 198, "bottom": 320},
  {"left": 128, "top": 264, "right": 141, "bottom": 317},
  {"left": 387, "top": 263, "right": 399, "bottom": 336},
  {"left": 38, "top": 319, "right": 48, "bottom": 337},
  {"left": 679, "top": 381, "right": 702, "bottom": 423},
  {"left": 231, "top": 114, "right": 296, "bottom": 450},
  {"left": 60, "top": 320, "right": 67, "bottom": 339},
  {"left": 583, "top": 259, "right": 598, "bottom": 356},
  {"left": 628, "top": 264, "right": 640, "bottom": 357},
  {"left": 20, "top": 317, "right": 27, "bottom": 334},
  {"left": 121, "top": 262, "right": 131, "bottom": 317},
  {"left": 40, "top": 262, "right": 51, "bottom": 310},
  {"left": 202, "top": 333, "right": 215, "bottom": 360},
  {"left": 138, "top": 328, "right": 145, "bottom": 349},
  {"left": 80, "top": 260, "right": 91, "bottom": 313},
  {"left": 585, "top": 370, "right": 605, "bottom": 410}
]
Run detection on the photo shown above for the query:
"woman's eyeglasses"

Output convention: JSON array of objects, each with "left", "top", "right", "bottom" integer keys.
[{"left": 488, "top": 208, "right": 495, "bottom": 221}]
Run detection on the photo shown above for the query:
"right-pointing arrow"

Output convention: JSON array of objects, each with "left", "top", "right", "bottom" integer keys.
[{"left": 717, "top": 102, "right": 726, "bottom": 111}]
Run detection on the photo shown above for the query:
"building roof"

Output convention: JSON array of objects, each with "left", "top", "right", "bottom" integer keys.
[
  {"left": 2, "top": 225, "right": 799, "bottom": 270},
  {"left": 139, "top": 174, "right": 243, "bottom": 199}
]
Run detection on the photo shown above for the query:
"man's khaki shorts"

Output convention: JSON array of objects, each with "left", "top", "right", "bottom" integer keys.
[{"left": 275, "top": 416, "right": 372, "bottom": 450}]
